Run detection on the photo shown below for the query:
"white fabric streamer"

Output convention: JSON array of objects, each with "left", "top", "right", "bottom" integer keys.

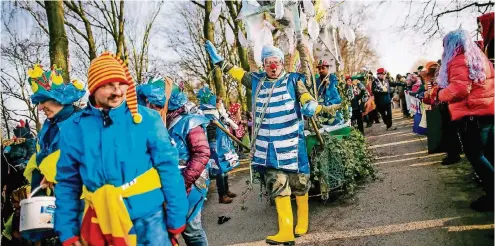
[
  {"left": 308, "top": 17, "right": 319, "bottom": 41},
  {"left": 275, "top": 0, "right": 284, "bottom": 20},
  {"left": 209, "top": 4, "right": 222, "bottom": 23},
  {"left": 303, "top": 0, "right": 315, "bottom": 16},
  {"left": 226, "top": 25, "right": 235, "bottom": 45},
  {"left": 238, "top": 31, "right": 248, "bottom": 48}
]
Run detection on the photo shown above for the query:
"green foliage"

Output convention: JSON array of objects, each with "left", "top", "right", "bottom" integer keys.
[
  {"left": 335, "top": 71, "right": 351, "bottom": 121},
  {"left": 311, "top": 129, "right": 376, "bottom": 197}
]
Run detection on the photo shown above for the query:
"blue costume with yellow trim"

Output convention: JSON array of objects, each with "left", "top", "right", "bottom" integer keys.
[
  {"left": 22, "top": 65, "right": 85, "bottom": 241},
  {"left": 167, "top": 114, "right": 210, "bottom": 222}
]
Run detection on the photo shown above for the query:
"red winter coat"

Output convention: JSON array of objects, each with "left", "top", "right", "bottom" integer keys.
[
  {"left": 183, "top": 126, "right": 210, "bottom": 192},
  {"left": 438, "top": 53, "right": 494, "bottom": 121}
]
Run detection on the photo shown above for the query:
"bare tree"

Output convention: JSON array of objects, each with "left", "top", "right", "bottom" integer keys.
[
  {"left": 339, "top": 34, "right": 379, "bottom": 76},
  {"left": 45, "top": 0, "right": 71, "bottom": 81},
  {"left": 400, "top": 0, "right": 494, "bottom": 43},
  {"left": 0, "top": 18, "right": 46, "bottom": 132},
  {"left": 127, "top": 1, "right": 164, "bottom": 84}
]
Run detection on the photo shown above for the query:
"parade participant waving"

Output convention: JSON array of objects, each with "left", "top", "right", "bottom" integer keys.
[
  {"left": 137, "top": 76, "right": 211, "bottom": 245},
  {"left": 204, "top": 40, "right": 340, "bottom": 245},
  {"left": 54, "top": 52, "right": 188, "bottom": 246},
  {"left": 197, "top": 87, "right": 239, "bottom": 204},
  {"left": 22, "top": 64, "right": 85, "bottom": 243}
]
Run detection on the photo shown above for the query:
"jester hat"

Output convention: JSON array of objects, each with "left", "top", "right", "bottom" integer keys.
[
  {"left": 88, "top": 51, "right": 141, "bottom": 123},
  {"left": 28, "top": 64, "right": 85, "bottom": 105},
  {"left": 196, "top": 86, "right": 217, "bottom": 109},
  {"left": 136, "top": 75, "right": 185, "bottom": 110}
]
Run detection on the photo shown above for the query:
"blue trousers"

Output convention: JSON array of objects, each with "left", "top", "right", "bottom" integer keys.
[
  {"left": 458, "top": 116, "right": 494, "bottom": 197},
  {"left": 182, "top": 212, "right": 208, "bottom": 246},
  {"left": 133, "top": 209, "right": 172, "bottom": 246}
]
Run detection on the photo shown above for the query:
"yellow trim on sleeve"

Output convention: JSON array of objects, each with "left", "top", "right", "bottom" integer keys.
[
  {"left": 23, "top": 154, "right": 37, "bottom": 184},
  {"left": 38, "top": 149, "right": 61, "bottom": 184},
  {"left": 299, "top": 93, "right": 314, "bottom": 105},
  {"left": 316, "top": 105, "right": 322, "bottom": 114},
  {"left": 227, "top": 66, "right": 246, "bottom": 82}
]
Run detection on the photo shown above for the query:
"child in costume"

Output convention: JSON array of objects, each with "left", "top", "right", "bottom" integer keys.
[
  {"left": 205, "top": 41, "right": 340, "bottom": 245},
  {"left": 196, "top": 87, "right": 239, "bottom": 204},
  {"left": 22, "top": 64, "right": 85, "bottom": 243},
  {"left": 137, "top": 76, "right": 210, "bottom": 245},
  {"left": 54, "top": 52, "right": 188, "bottom": 246}
]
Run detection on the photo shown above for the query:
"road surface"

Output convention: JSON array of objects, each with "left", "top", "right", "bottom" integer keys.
[{"left": 196, "top": 110, "right": 494, "bottom": 246}]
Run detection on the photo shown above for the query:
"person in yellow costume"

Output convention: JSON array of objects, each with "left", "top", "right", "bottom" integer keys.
[{"left": 22, "top": 64, "right": 85, "bottom": 243}]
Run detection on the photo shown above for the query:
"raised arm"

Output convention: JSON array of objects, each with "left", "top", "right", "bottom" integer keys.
[{"left": 204, "top": 40, "right": 252, "bottom": 88}]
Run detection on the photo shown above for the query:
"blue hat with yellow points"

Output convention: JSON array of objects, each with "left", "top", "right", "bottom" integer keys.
[{"left": 28, "top": 64, "right": 86, "bottom": 105}]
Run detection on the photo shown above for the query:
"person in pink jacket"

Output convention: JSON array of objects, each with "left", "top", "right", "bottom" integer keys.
[{"left": 433, "top": 29, "right": 494, "bottom": 212}]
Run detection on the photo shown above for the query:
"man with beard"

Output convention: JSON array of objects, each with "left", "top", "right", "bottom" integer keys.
[
  {"left": 137, "top": 76, "right": 211, "bottom": 245},
  {"left": 54, "top": 52, "right": 188, "bottom": 246},
  {"left": 372, "top": 68, "right": 397, "bottom": 130},
  {"left": 205, "top": 40, "right": 340, "bottom": 245},
  {"left": 315, "top": 60, "right": 343, "bottom": 126}
]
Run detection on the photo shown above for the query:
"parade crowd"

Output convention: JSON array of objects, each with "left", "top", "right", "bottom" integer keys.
[{"left": 1, "top": 18, "right": 494, "bottom": 246}]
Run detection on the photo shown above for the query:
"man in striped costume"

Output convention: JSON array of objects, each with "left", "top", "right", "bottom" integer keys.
[{"left": 205, "top": 41, "right": 339, "bottom": 245}]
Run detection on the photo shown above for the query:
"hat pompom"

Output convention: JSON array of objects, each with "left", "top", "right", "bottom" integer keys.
[{"left": 133, "top": 113, "right": 142, "bottom": 124}]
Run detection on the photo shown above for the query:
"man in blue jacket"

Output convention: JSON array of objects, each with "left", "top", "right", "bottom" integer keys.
[
  {"left": 54, "top": 52, "right": 188, "bottom": 246},
  {"left": 315, "top": 59, "right": 343, "bottom": 126}
]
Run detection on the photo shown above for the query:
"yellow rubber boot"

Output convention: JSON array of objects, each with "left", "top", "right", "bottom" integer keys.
[
  {"left": 266, "top": 196, "right": 295, "bottom": 245},
  {"left": 294, "top": 193, "right": 309, "bottom": 237}
]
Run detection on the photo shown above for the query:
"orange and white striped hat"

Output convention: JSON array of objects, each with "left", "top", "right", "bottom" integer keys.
[{"left": 88, "top": 51, "right": 142, "bottom": 124}]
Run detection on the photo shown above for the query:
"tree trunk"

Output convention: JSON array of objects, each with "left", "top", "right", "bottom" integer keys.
[
  {"left": 226, "top": 0, "right": 252, "bottom": 112},
  {"left": 79, "top": 3, "right": 97, "bottom": 60},
  {"left": 116, "top": 0, "right": 125, "bottom": 58},
  {"left": 203, "top": 1, "right": 226, "bottom": 100},
  {"left": 45, "top": 0, "right": 70, "bottom": 82}
]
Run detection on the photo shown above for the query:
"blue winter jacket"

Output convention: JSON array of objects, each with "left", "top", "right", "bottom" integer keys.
[
  {"left": 316, "top": 74, "right": 342, "bottom": 106},
  {"left": 54, "top": 102, "right": 188, "bottom": 242}
]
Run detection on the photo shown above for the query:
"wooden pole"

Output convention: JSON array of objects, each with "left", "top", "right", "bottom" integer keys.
[
  {"left": 212, "top": 120, "right": 251, "bottom": 151},
  {"left": 310, "top": 117, "right": 324, "bottom": 146}
]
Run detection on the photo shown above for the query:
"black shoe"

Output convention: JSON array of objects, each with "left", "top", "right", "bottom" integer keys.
[
  {"left": 375, "top": 120, "right": 380, "bottom": 124},
  {"left": 441, "top": 156, "right": 461, "bottom": 166},
  {"left": 365, "top": 123, "right": 372, "bottom": 128},
  {"left": 470, "top": 195, "right": 494, "bottom": 212}
]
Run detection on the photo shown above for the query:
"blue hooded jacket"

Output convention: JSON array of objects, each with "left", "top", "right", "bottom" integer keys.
[
  {"left": 54, "top": 102, "right": 188, "bottom": 242},
  {"left": 316, "top": 73, "right": 342, "bottom": 106}
]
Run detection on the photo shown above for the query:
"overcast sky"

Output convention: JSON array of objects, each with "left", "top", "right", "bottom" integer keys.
[{"left": 359, "top": 0, "right": 482, "bottom": 75}]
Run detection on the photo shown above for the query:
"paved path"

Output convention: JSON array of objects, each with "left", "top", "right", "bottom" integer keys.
[{"left": 197, "top": 110, "right": 494, "bottom": 246}]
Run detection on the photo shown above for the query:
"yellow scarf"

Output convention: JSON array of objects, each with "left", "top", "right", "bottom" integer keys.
[{"left": 81, "top": 168, "right": 162, "bottom": 246}]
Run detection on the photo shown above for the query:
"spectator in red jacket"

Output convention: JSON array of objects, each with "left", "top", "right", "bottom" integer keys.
[{"left": 434, "top": 29, "right": 494, "bottom": 212}]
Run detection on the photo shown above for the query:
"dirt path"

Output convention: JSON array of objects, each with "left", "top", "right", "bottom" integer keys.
[{"left": 198, "top": 110, "right": 494, "bottom": 246}]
